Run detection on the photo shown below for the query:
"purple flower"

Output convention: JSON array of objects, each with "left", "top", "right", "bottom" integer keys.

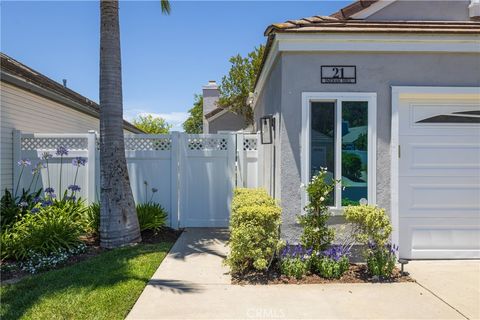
[
  {"left": 17, "top": 159, "right": 31, "bottom": 167},
  {"left": 31, "top": 207, "right": 40, "bottom": 214},
  {"left": 56, "top": 146, "right": 68, "bottom": 156},
  {"left": 41, "top": 152, "right": 53, "bottom": 160},
  {"left": 31, "top": 162, "right": 46, "bottom": 175},
  {"left": 41, "top": 200, "right": 53, "bottom": 207},
  {"left": 18, "top": 201, "right": 28, "bottom": 208},
  {"left": 64, "top": 195, "right": 76, "bottom": 202},
  {"left": 68, "top": 185, "right": 81, "bottom": 192},
  {"left": 71, "top": 157, "right": 87, "bottom": 167},
  {"left": 45, "top": 187, "right": 55, "bottom": 194},
  {"left": 322, "top": 245, "right": 348, "bottom": 261},
  {"left": 33, "top": 197, "right": 41, "bottom": 203}
]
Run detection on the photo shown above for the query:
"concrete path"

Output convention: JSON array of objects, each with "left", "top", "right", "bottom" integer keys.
[{"left": 128, "top": 229, "right": 475, "bottom": 319}]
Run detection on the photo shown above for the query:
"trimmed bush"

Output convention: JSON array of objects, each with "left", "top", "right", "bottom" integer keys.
[
  {"left": 136, "top": 202, "right": 168, "bottom": 232},
  {"left": 226, "top": 188, "right": 281, "bottom": 274},
  {"left": 1, "top": 201, "right": 88, "bottom": 260},
  {"left": 344, "top": 205, "right": 392, "bottom": 246}
]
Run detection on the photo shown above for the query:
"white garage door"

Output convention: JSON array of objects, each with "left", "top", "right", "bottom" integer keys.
[{"left": 398, "top": 93, "right": 480, "bottom": 259}]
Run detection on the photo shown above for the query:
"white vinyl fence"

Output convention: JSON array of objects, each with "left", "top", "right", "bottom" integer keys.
[{"left": 13, "top": 130, "right": 260, "bottom": 228}]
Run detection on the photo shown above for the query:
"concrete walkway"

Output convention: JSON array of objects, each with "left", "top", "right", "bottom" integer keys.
[{"left": 128, "top": 228, "right": 476, "bottom": 319}]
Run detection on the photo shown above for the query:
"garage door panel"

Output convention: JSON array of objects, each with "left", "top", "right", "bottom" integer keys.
[
  {"left": 399, "top": 218, "right": 480, "bottom": 259},
  {"left": 398, "top": 93, "right": 480, "bottom": 259}
]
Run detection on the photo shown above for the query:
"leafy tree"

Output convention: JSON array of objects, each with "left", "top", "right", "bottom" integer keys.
[
  {"left": 342, "top": 152, "right": 362, "bottom": 181},
  {"left": 218, "top": 45, "right": 265, "bottom": 125},
  {"left": 183, "top": 94, "right": 203, "bottom": 133},
  {"left": 132, "top": 114, "right": 172, "bottom": 134},
  {"left": 98, "top": 0, "right": 170, "bottom": 249}
]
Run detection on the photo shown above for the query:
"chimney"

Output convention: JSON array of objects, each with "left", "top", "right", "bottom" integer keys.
[
  {"left": 62, "top": 79, "right": 67, "bottom": 87},
  {"left": 202, "top": 80, "right": 219, "bottom": 116}
]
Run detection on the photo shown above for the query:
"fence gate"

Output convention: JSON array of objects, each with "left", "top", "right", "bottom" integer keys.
[{"left": 178, "top": 134, "right": 235, "bottom": 227}]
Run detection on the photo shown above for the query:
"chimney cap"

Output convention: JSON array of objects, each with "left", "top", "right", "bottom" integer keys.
[{"left": 203, "top": 80, "right": 218, "bottom": 89}]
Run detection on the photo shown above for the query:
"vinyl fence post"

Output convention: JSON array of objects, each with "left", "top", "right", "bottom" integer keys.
[
  {"left": 12, "top": 130, "right": 22, "bottom": 195},
  {"left": 87, "top": 130, "right": 97, "bottom": 204},
  {"left": 170, "top": 132, "right": 180, "bottom": 229},
  {"left": 236, "top": 133, "right": 245, "bottom": 188}
]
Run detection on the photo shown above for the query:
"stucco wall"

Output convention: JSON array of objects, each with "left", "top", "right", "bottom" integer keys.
[
  {"left": 277, "top": 51, "right": 480, "bottom": 241},
  {"left": 367, "top": 0, "right": 470, "bottom": 21},
  {"left": 254, "top": 56, "right": 283, "bottom": 198},
  {"left": 207, "top": 111, "right": 247, "bottom": 133}
]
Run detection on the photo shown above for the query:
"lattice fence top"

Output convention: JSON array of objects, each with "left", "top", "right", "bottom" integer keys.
[
  {"left": 243, "top": 138, "right": 257, "bottom": 151},
  {"left": 21, "top": 137, "right": 88, "bottom": 151},
  {"left": 188, "top": 137, "right": 228, "bottom": 151},
  {"left": 123, "top": 137, "right": 172, "bottom": 151}
]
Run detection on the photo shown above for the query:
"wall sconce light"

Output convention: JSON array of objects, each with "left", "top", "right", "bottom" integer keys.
[{"left": 260, "top": 115, "right": 274, "bottom": 144}]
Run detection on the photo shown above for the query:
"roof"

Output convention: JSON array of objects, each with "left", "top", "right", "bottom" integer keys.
[
  {"left": 204, "top": 107, "right": 229, "bottom": 120},
  {"left": 0, "top": 52, "right": 143, "bottom": 133},
  {"left": 256, "top": 0, "right": 480, "bottom": 89}
]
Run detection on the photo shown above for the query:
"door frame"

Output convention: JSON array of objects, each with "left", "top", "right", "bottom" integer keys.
[{"left": 390, "top": 86, "right": 480, "bottom": 255}]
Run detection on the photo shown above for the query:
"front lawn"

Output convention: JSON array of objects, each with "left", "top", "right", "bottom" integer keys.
[{"left": 1, "top": 242, "right": 172, "bottom": 320}]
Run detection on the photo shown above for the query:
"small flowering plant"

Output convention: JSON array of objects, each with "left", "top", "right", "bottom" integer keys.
[
  {"left": 366, "top": 241, "right": 398, "bottom": 278},
  {"left": 311, "top": 245, "right": 350, "bottom": 279},
  {"left": 279, "top": 243, "right": 312, "bottom": 279},
  {"left": 298, "top": 168, "right": 337, "bottom": 253}
]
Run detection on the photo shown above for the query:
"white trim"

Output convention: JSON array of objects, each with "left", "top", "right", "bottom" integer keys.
[
  {"left": 253, "top": 33, "right": 480, "bottom": 109},
  {"left": 301, "top": 92, "right": 377, "bottom": 214},
  {"left": 390, "top": 86, "right": 480, "bottom": 251},
  {"left": 350, "top": 0, "right": 396, "bottom": 19}
]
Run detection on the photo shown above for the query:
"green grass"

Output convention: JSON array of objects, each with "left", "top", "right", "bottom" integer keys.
[{"left": 0, "top": 242, "right": 172, "bottom": 320}]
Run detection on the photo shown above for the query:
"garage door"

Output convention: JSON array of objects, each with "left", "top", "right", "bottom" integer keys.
[{"left": 398, "top": 93, "right": 480, "bottom": 259}]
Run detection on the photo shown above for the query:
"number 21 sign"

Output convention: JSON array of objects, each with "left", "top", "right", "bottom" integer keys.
[{"left": 321, "top": 66, "right": 356, "bottom": 84}]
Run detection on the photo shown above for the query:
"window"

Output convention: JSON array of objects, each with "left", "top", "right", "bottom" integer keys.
[{"left": 302, "top": 93, "right": 376, "bottom": 211}]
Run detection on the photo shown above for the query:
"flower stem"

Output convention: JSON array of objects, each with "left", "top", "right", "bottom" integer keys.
[
  {"left": 59, "top": 155, "right": 63, "bottom": 201},
  {"left": 15, "top": 166, "right": 24, "bottom": 198}
]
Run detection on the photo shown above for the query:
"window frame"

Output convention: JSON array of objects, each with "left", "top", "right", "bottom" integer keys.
[{"left": 301, "top": 92, "right": 377, "bottom": 214}]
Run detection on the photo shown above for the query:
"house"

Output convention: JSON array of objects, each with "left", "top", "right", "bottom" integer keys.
[
  {"left": 202, "top": 80, "right": 250, "bottom": 133},
  {"left": 252, "top": 0, "right": 480, "bottom": 259},
  {"left": 0, "top": 53, "right": 142, "bottom": 194}
]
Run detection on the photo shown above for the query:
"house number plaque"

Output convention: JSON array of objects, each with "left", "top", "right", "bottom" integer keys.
[{"left": 321, "top": 66, "right": 356, "bottom": 84}]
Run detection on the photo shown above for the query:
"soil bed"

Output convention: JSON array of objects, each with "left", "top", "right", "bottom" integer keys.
[
  {"left": 1, "top": 227, "right": 182, "bottom": 284},
  {"left": 232, "top": 264, "right": 414, "bottom": 285}
]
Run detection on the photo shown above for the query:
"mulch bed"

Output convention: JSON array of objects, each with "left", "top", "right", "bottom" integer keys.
[
  {"left": 232, "top": 264, "right": 414, "bottom": 285},
  {"left": 1, "top": 227, "right": 182, "bottom": 284}
]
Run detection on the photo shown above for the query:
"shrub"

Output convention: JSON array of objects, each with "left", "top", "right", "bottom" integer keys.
[
  {"left": 226, "top": 188, "right": 281, "bottom": 274},
  {"left": 345, "top": 205, "right": 397, "bottom": 277},
  {"left": 279, "top": 244, "right": 311, "bottom": 279},
  {"left": 366, "top": 242, "right": 398, "bottom": 278},
  {"left": 344, "top": 205, "right": 392, "bottom": 246},
  {"left": 136, "top": 202, "right": 168, "bottom": 232},
  {"left": 298, "top": 169, "right": 336, "bottom": 253},
  {"left": 312, "top": 246, "right": 350, "bottom": 279},
  {"left": 1, "top": 201, "right": 87, "bottom": 260},
  {"left": 1, "top": 188, "right": 43, "bottom": 227}
]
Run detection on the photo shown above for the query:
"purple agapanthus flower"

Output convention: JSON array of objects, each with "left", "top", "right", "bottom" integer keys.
[
  {"left": 56, "top": 146, "right": 68, "bottom": 156},
  {"left": 68, "top": 185, "right": 81, "bottom": 192},
  {"left": 64, "top": 195, "right": 76, "bottom": 202},
  {"left": 45, "top": 187, "right": 55, "bottom": 194},
  {"left": 17, "top": 159, "right": 31, "bottom": 167},
  {"left": 41, "top": 152, "right": 53, "bottom": 160},
  {"left": 33, "top": 197, "right": 41, "bottom": 203},
  {"left": 18, "top": 201, "right": 28, "bottom": 208},
  {"left": 41, "top": 200, "right": 53, "bottom": 207},
  {"left": 31, "top": 162, "right": 46, "bottom": 175},
  {"left": 71, "top": 157, "right": 87, "bottom": 167},
  {"left": 31, "top": 207, "right": 40, "bottom": 214}
]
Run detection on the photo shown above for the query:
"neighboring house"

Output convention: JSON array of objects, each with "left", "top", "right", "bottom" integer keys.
[
  {"left": 202, "top": 80, "right": 249, "bottom": 133},
  {"left": 0, "top": 53, "right": 142, "bottom": 194},
  {"left": 252, "top": 0, "right": 480, "bottom": 259}
]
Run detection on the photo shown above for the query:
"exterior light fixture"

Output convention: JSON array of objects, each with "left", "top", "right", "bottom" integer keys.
[{"left": 260, "top": 115, "right": 274, "bottom": 144}]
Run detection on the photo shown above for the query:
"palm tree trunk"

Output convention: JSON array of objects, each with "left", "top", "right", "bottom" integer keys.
[{"left": 99, "top": 0, "right": 141, "bottom": 248}]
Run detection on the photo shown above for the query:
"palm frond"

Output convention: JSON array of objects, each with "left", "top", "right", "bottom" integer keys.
[{"left": 161, "top": 0, "right": 171, "bottom": 14}]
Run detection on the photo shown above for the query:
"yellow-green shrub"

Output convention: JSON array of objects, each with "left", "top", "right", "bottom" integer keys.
[
  {"left": 226, "top": 188, "right": 281, "bottom": 274},
  {"left": 344, "top": 205, "right": 392, "bottom": 246}
]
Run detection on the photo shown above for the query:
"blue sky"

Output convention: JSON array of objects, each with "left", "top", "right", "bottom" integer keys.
[{"left": 1, "top": 0, "right": 350, "bottom": 130}]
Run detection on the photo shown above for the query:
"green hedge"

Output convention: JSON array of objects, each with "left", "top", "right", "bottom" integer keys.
[{"left": 225, "top": 188, "right": 281, "bottom": 274}]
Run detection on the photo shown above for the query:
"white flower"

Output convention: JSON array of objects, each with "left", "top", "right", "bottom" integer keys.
[{"left": 320, "top": 197, "right": 325, "bottom": 202}]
